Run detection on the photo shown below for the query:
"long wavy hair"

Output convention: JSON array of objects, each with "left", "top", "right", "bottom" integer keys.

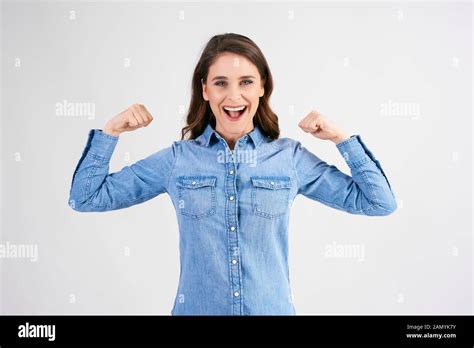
[{"left": 180, "top": 33, "right": 280, "bottom": 141}]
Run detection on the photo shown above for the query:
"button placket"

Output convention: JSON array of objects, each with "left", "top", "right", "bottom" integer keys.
[{"left": 222, "top": 140, "right": 242, "bottom": 315}]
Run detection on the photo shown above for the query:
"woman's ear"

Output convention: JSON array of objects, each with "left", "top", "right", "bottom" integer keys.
[{"left": 201, "top": 78, "right": 209, "bottom": 101}]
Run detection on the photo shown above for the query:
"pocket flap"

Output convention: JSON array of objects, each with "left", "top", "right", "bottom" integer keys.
[
  {"left": 251, "top": 176, "right": 292, "bottom": 189},
  {"left": 177, "top": 176, "right": 217, "bottom": 189}
]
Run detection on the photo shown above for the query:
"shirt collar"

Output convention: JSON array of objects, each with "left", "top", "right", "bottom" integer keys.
[{"left": 197, "top": 122, "right": 266, "bottom": 148}]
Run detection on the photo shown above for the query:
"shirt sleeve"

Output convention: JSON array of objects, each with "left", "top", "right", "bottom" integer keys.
[
  {"left": 292, "top": 135, "right": 397, "bottom": 216},
  {"left": 68, "top": 129, "right": 177, "bottom": 212}
]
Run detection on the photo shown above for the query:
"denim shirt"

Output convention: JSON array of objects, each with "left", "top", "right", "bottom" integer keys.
[{"left": 68, "top": 122, "right": 397, "bottom": 315}]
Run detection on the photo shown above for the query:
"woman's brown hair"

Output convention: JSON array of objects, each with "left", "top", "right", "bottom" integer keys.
[{"left": 180, "top": 33, "right": 280, "bottom": 141}]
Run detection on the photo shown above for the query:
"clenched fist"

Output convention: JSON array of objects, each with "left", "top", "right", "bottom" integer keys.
[
  {"left": 298, "top": 110, "right": 350, "bottom": 144},
  {"left": 103, "top": 104, "right": 154, "bottom": 137}
]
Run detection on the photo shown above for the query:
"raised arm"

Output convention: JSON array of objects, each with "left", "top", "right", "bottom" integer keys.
[
  {"left": 294, "top": 110, "right": 397, "bottom": 216},
  {"left": 68, "top": 104, "right": 176, "bottom": 212}
]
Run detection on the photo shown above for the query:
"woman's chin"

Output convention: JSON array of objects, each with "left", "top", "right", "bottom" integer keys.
[{"left": 217, "top": 118, "right": 252, "bottom": 134}]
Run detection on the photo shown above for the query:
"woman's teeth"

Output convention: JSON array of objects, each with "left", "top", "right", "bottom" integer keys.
[
  {"left": 224, "top": 106, "right": 246, "bottom": 111},
  {"left": 223, "top": 106, "right": 247, "bottom": 118}
]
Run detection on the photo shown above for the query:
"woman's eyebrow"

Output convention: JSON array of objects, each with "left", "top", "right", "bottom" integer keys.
[{"left": 211, "top": 75, "right": 256, "bottom": 81}]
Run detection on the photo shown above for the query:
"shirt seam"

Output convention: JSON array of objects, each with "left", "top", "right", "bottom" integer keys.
[
  {"left": 166, "top": 141, "right": 179, "bottom": 193},
  {"left": 304, "top": 191, "right": 377, "bottom": 215},
  {"left": 83, "top": 154, "right": 101, "bottom": 204},
  {"left": 291, "top": 141, "right": 299, "bottom": 196}
]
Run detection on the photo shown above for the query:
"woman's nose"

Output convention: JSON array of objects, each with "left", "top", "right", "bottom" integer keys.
[{"left": 226, "top": 84, "right": 243, "bottom": 102}]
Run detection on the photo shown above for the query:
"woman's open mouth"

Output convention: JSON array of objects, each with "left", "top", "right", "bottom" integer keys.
[{"left": 222, "top": 105, "right": 248, "bottom": 122}]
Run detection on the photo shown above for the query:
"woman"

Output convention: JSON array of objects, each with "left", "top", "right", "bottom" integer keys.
[{"left": 68, "top": 33, "right": 397, "bottom": 315}]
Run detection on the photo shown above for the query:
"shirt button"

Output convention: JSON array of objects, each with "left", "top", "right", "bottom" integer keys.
[
  {"left": 230, "top": 226, "right": 235, "bottom": 231},
  {"left": 232, "top": 259, "right": 237, "bottom": 264},
  {"left": 234, "top": 291, "right": 240, "bottom": 297},
  {"left": 229, "top": 170, "right": 234, "bottom": 175},
  {"left": 229, "top": 196, "right": 234, "bottom": 201}
]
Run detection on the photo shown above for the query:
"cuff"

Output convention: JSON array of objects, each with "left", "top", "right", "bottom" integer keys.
[
  {"left": 336, "top": 134, "right": 393, "bottom": 190},
  {"left": 86, "top": 129, "right": 119, "bottom": 160},
  {"left": 336, "top": 135, "right": 371, "bottom": 168}
]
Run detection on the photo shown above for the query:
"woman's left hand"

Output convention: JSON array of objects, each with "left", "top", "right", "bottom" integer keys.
[{"left": 298, "top": 110, "right": 350, "bottom": 144}]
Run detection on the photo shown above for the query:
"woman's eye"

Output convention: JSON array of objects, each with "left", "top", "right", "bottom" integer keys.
[{"left": 214, "top": 80, "right": 254, "bottom": 87}]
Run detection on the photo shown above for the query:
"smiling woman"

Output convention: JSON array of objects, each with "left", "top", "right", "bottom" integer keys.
[
  {"left": 68, "top": 32, "right": 397, "bottom": 316},
  {"left": 182, "top": 33, "right": 278, "bottom": 150}
]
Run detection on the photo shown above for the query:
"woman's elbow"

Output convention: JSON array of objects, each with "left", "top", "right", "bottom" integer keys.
[
  {"left": 68, "top": 196, "right": 86, "bottom": 212},
  {"left": 68, "top": 194, "right": 95, "bottom": 212},
  {"left": 371, "top": 197, "right": 398, "bottom": 216}
]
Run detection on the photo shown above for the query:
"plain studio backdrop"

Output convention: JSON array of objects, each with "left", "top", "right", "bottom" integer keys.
[{"left": 0, "top": 0, "right": 472, "bottom": 314}]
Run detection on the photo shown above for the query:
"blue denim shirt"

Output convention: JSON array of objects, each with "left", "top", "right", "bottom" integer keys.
[{"left": 68, "top": 122, "right": 397, "bottom": 315}]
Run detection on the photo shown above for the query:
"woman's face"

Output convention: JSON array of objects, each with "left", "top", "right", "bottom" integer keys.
[{"left": 202, "top": 52, "right": 265, "bottom": 140}]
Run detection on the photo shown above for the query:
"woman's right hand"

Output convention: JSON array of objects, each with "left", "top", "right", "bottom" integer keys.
[{"left": 103, "top": 103, "right": 154, "bottom": 137}]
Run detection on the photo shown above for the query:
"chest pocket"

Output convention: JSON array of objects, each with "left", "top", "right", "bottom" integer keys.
[
  {"left": 251, "top": 176, "right": 292, "bottom": 219},
  {"left": 176, "top": 176, "right": 217, "bottom": 219}
]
